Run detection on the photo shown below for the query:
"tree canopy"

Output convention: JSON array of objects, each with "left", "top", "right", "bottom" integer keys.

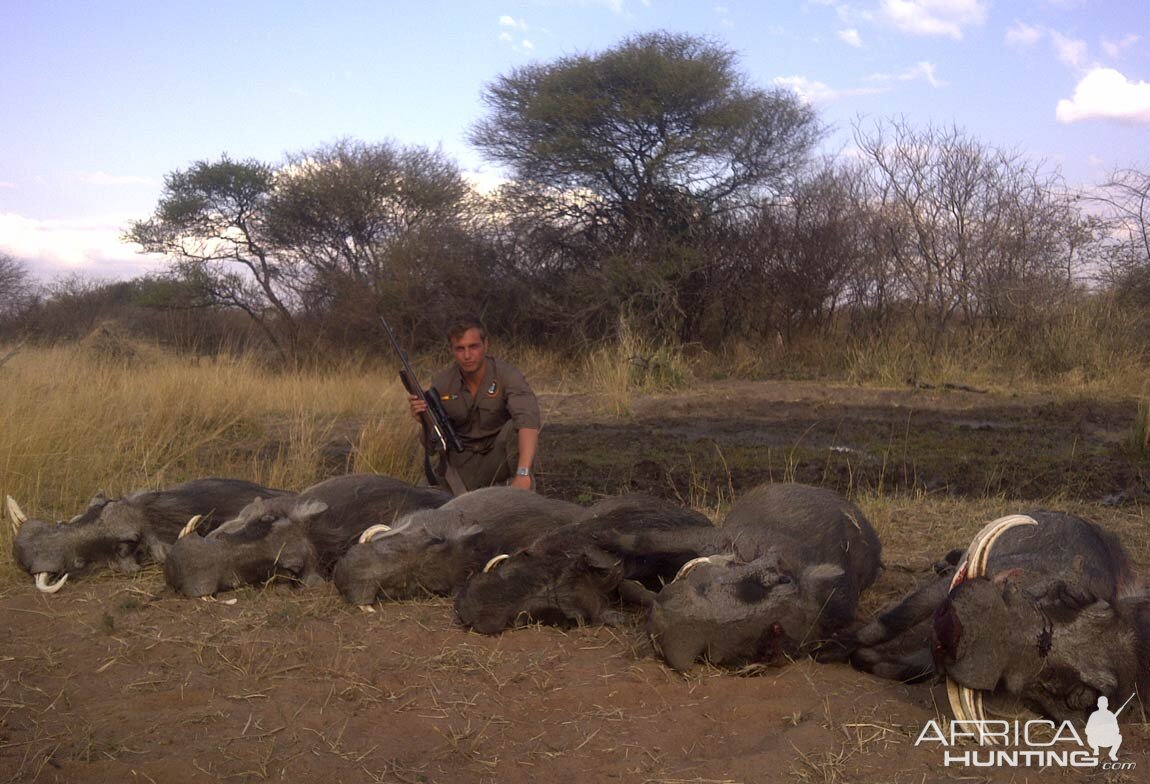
[{"left": 470, "top": 31, "right": 821, "bottom": 242}]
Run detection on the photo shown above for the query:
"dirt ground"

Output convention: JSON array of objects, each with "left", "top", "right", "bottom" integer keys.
[{"left": 3, "top": 380, "right": 1149, "bottom": 783}]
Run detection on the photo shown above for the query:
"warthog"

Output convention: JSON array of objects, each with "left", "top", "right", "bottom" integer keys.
[
  {"left": 7, "top": 478, "right": 292, "bottom": 593},
  {"left": 646, "top": 483, "right": 882, "bottom": 671},
  {"left": 333, "top": 487, "right": 584, "bottom": 606},
  {"left": 163, "top": 474, "right": 450, "bottom": 598},
  {"left": 454, "top": 494, "right": 713, "bottom": 634},
  {"left": 850, "top": 511, "right": 1148, "bottom": 722}
]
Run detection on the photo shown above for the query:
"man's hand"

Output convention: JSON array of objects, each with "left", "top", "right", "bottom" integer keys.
[
  {"left": 510, "top": 473, "right": 533, "bottom": 491},
  {"left": 408, "top": 394, "right": 427, "bottom": 421}
]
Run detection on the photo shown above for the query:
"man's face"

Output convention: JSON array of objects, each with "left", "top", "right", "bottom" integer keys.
[{"left": 451, "top": 328, "right": 487, "bottom": 376}]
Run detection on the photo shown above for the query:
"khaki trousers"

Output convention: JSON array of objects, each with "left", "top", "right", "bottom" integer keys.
[{"left": 439, "top": 419, "right": 520, "bottom": 493}]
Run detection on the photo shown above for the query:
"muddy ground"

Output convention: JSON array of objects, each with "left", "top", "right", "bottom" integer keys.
[{"left": 3, "top": 380, "right": 1149, "bottom": 783}]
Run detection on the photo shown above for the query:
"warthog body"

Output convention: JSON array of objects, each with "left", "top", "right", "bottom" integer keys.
[
  {"left": 333, "top": 487, "right": 584, "bottom": 605},
  {"left": 454, "top": 495, "right": 713, "bottom": 634},
  {"left": 9, "top": 478, "right": 292, "bottom": 593},
  {"left": 647, "top": 483, "right": 882, "bottom": 671},
  {"left": 850, "top": 511, "right": 1148, "bottom": 722},
  {"left": 163, "top": 474, "right": 450, "bottom": 597}
]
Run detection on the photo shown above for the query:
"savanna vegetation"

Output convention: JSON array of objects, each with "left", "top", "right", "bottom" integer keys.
[{"left": 1, "top": 32, "right": 1148, "bottom": 556}]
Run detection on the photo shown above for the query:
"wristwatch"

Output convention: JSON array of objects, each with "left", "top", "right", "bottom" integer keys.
[{"left": 515, "top": 467, "right": 531, "bottom": 477}]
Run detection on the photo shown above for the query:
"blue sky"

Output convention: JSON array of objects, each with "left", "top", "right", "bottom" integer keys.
[{"left": 2, "top": 0, "right": 1147, "bottom": 280}]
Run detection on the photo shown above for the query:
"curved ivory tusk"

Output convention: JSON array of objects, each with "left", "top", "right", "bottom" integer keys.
[
  {"left": 7, "top": 496, "right": 28, "bottom": 534},
  {"left": 34, "top": 572, "right": 68, "bottom": 594},
  {"left": 950, "top": 514, "right": 1038, "bottom": 589},
  {"left": 200, "top": 596, "right": 238, "bottom": 605},
  {"left": 358, "top": 524, "right": 392, "bottom": 544},
  {"left": 358, "top": 604, "right": 377, "bottom": 614},
  {"left": 178, "top": 515, "right": 204, "bottom": 540},
  {"left": 945, "top": 514, "right": 1037, "bottom": 732},
  {"left": 672, "top": 554, "right": 737, "bottom": 583},
  {"left": 483, "top": 554, "right": 511, "bottom": 573}
]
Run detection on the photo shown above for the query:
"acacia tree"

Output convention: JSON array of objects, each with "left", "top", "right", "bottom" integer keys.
[
  {"left": 125, "top": 156, "right": 300, "bottom": 359},
  {"left": 266, "top": 139, "right": 474, "bottom": 343},
  {"left": 470, "top": 31, "right": 821, "bottom": 340}
]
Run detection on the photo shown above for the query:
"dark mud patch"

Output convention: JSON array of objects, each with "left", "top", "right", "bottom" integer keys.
[{"left": 537, "top": 381, "right": 1148, "bottom": 505}]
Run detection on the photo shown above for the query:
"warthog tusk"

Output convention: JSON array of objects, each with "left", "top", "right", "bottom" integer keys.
[
  {"left": 178, "top": 515, "right": 204, "bottom": 540},
  {"left": 483, "top": 554, "right": 510, "bottom": 573},
  {"left": 200, "top": 596, "right": 238, "bottom": 605},
  {"left": 358, "top": 604, "right": 377, "bottom": 614},
  {"left": 6, "top": 496, "right": 28, "bottom": 534},
  {"left": 946, "top": 514, "right": 1038, "bottom": 734},
  {"left": 672, "top": 554, "right": 737, "bottom": 583},
  {"left": 358, "top": 524, "right": 392, "bottom": 544},
  {"left": 34, "top": 572, "right": 68, "bottom": 594}
]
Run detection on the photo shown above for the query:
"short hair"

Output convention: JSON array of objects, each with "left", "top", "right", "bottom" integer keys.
[{"left": 447, "top": 315, "right": 487, "bottom": 343}]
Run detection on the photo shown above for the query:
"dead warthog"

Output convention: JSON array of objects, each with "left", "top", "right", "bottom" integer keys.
[
  {"left": 646, "top": 483, "right": 882, "bottom": 671},
  {"left": 333, "top": 486, "right": 584, "bottom": 607},
  {"left": 163, "top": 474, "right": 449, "bottom": 598},
  {"left": 850, "top": 511, "right": 1148, "bottom": 722},
  {"left": 8, "top": 478, "right": 292, "bottom": 593},
  {"left": 454, "top": 494, "right": 714, "bottom": 634}
]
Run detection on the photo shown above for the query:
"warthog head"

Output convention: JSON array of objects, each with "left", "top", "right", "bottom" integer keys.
[
  {"left": 333, "top": 487, "right": 582, "bottom": 606},
  {"left": 454, "top": 544, "right": 626, "bottom": 633},
  {"left": 8, "top": 478, "right": 287, "bottom": 594},
  {"left": 931, "top": 514, "right": 1150, "bottom": 722},
  {"left": 9, "top": 493, "right": 153, "bottom": 593},
  {"left": 649, "top": 552, "right": 859, "bottom": 671},
  {"left": 163, "top": 495, "right": 329, "bottom": 597}
]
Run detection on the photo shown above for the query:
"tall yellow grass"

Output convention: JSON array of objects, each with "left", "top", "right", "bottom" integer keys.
[
  {"left": 0, "top": 343, "right": 424, "bottom": 568},
  {"left": 582, "top": 317, "right": 693, "bottom": 416}
]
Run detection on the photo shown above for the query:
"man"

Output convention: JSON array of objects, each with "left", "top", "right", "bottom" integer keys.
[{"left": 408, "top": 316, "right": 540, "bottom": 494}]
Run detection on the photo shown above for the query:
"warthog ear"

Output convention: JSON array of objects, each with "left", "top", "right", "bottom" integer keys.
[
  {"left": 448, "top": 523, "right": 484, "bottom": 542},
  {"left": 293, "top": 499, "right": 328, "bottom": 522},
  {"left": 87, "top": 492, "right": 108, "bottom": 508},
  {"left": 799, "top": 563, "right": 850, "bottom": 604},
  {"left": 581, "top": 547, "right": 623, "bottom": 576}
]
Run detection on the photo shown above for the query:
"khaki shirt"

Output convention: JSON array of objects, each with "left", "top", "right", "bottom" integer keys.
[{"left": 429, "top": 356, "right": 540, "bottom": 452}]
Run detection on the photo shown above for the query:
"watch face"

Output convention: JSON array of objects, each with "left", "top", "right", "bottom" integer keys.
[{"left": 516, "top": 468, "right": 530, "bottom": 476}]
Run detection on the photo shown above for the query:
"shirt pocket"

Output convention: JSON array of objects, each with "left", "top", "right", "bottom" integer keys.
[
  {"left": 439, "top": 394, "right": 469, "bottom": 427},
  {"left": 477, "top": 395, "right": 508, "bottom": 432}
]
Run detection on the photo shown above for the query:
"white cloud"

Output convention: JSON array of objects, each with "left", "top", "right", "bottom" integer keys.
[
  {"left": 1005, "top": 21, "right": 1042, "bottom": 48},
  {"left": 879, "top": 0, "right": 987, "bottom": 40},
  {"left": 1056, "top": 67, "right": 1150, "bottom": 124},
  {"left": 522, "top": 39, "right": 535, "bottom": 51},
  {"left": 0, "top": 213, "right": 166, "bottom": 279},
  {"left": 866, "top": 61, "right": 947, "bottom": 88},
  {"left": 773, "top": 75, "right": 886, "bottom": 104},
  {"left": 838, "top": 28, "right": 863, "bottom": 47},
  {"left": 498, "top": 16, "right": 526, "bottom": 30},
  {"left": 0, "top": 182, "right": 16, "bottom": 190},
  {"left": 499, "top": 32, "right": 513, "bottom": 43},
  {"left": 72, "top": 171, "right": 156, "bottom": 187},
  {"left": 1049, "top": 30, "right": 1087, "bottom": 68},
  {"left": 1102, "top": 34, "right": 1140, "bottom": 59}
]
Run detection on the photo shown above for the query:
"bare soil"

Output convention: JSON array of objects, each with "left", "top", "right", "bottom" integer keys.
[{"left": 3, "top": 380, "right": 1148, "bottom": 783}]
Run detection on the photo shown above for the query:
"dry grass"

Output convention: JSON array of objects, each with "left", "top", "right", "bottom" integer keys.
[
  {"left": 582, "top": 317, "right": 693, "bottom": 416},
  {"left": 0, "top": 341, "right": 427, "bottom": 582}
]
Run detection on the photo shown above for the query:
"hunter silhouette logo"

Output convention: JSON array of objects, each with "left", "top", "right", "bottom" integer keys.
[{"left": 1086, "top": 694, "right": 1133, "bottom": 762}]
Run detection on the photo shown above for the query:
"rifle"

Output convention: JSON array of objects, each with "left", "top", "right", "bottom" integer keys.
[{"left": 380, "top": 317, "right": 463, "bottom": 486}]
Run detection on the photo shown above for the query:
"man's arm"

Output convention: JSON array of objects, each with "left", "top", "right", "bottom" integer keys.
[{"left": 510, "top": 427, "right": 539, "bottom": 490}]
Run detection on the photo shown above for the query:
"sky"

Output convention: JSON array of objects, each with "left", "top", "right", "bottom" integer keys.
[{"left": 2, "top": 0, "right": 1148, "bottom": 281}]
